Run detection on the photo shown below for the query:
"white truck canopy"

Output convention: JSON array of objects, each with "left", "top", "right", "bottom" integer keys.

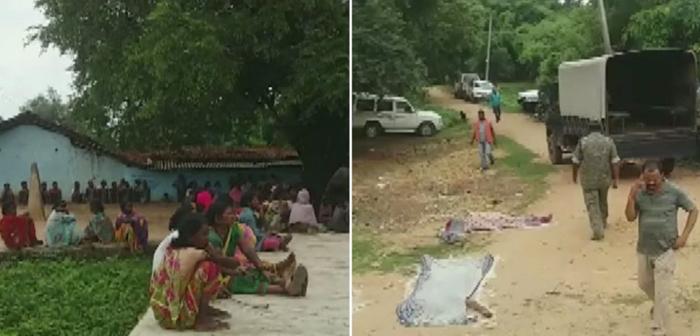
[{"left": 558, "top": 55, "right": 611, "bottom": 121}]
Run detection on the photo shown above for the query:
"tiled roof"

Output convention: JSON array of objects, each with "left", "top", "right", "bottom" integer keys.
[
  {"left": 0, "top": 112, "right": 302, "bottom": 170},
  {"left": 123, "top": 147, "right": 302, "bottom": 170}
]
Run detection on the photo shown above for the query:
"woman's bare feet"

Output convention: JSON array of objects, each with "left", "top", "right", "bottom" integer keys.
[
  {"left": 275, "top": 252, "right": 297, "bottom": 278},
  {"left": 205, "top": 304, "right": 231, "bottom": 318},
  {"left": 194, "top": 313, "right": 229, "bottom": 331},
  {"left": 285, "top": 264, "right": 308, "bottom": 297}
]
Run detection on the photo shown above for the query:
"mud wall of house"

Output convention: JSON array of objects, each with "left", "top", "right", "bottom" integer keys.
[{"left": 0, "top": 125, "right": 302, "bottom": 202}]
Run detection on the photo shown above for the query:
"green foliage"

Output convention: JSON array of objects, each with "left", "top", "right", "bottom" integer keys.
[
  {"left": 0, "top": 256, "right": 150, "bottom": 336},
  {"left": 517, "top": 7, "right": 603, "bottom": 86},
  {"left": 352, "top": 0, "right": 425, "bottom": 96},
  {"left": 623, "top": 4, "right": 672, "bottom": 48},
  {"left": 624, "top": 0, "right": 700, "bottom": 58},
  {"left": 353, "top": 231, "right": 485, "bottom": 274}
]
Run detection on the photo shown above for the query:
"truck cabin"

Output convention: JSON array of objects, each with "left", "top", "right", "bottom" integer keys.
[{"left": 605, "top": 50, "right": 697, "bottom": 134}]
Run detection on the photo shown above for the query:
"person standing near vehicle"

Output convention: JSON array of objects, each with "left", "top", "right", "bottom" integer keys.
[
  {"left": 625, "top": 160, "right": 697, "bottom": 336},
  {"left": 572, "top": 122, "right": 620, "bottom": 240},
  {"left": 489, "top": 84, "right": 502, "bottom": 123},
  {"left": 470, "top": 110, "right": 496, "bottom": 171}
]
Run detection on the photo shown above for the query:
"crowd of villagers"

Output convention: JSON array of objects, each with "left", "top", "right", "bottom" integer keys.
[{"left": 0, "top": 177, "right": 342, "bottom": 331}]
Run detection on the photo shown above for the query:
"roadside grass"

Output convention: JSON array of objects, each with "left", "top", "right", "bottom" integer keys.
[
  {"left": 0, "top": 256, "right": 151, "bottom": 336},
  {"left": 353, "top": 105, "right": 553, "bottom": 274},
  {"left": 352, "top": 230, "right": 487, "bottom": 275}
]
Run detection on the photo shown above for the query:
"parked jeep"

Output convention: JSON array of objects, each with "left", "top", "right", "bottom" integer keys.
[
  {"left": 453, "top": 73, "right": 480, "bottom": 100},
  {"left": 352, "top": 93, "right": 444, "bottom": 138}
]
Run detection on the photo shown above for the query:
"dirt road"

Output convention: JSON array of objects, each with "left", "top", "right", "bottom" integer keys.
[{"left": 353, "top": 87, "right": 700, "bottom": 335}]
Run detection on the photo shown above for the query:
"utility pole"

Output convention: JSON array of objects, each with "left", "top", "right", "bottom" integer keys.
[
  {"left": 597, "top": 0, "right": 613, "bottom": 54},
  {"left": 485, "top": 13, "right": 493, "bottom": 81}
]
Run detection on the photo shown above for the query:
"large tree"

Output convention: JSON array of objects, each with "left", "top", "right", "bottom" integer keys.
[
  {"left": 352, "top": 0, "right": 426, "bottom": 95},
  {"left": 30, "top": 0, "right": 348, "bottom": 205}
]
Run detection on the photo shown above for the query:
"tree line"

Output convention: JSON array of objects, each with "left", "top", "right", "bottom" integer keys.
[{"left": 353, "top": 0, "right": 700, "bottom": 96}]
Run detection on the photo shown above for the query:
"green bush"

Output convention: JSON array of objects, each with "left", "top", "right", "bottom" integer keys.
[{"left": 0, "top": 256, "right": 151, "bottom": 336}]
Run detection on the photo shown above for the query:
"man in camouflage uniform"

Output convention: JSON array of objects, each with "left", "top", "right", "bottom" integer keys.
[{"left": 572, "top": 123, "right": 620, "bottom": 240}]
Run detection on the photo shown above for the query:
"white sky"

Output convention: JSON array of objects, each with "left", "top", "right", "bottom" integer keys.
[{"left": 0, "top": 1, "right": 73, "bottom": 119}]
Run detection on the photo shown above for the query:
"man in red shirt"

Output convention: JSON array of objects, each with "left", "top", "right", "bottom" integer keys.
[{"left": 0, "top": 202, "right": 42, "bottom": 250}]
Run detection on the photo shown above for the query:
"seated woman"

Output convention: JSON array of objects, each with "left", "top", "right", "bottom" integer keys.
[
  {"left": 238, "top": 191, "right": 292, "bottom": 252},
  {"left": 206, "top": 198, "right": 308, "bottom": 296},
  {"left": 0, "top": 201, "right": 42, "bottom": 250},
  {"left": 150, "top": 213, "right": 237, "bottom": 331},
  {"left": 288, "top": 189, "right": 321, "bottom": 233},
  {"left": 263, "top": 186, "right": 291, "bottom": 233},
  {"left": 45, "top": 201, "right": 82, "bottom": 247},
  {"left": 115, "top": 202, "right": 149, "bottom": 251},
  {"left": 83, "top": 199, "right": 114, "bottom": 243}
]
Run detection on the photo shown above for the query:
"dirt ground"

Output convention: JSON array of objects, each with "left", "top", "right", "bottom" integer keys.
[
  {"left": 130, "top": 233, "right": 349, "bottom": 336},
  {"left": 352, "top": 87, "right": 700, "bottom": 336}
]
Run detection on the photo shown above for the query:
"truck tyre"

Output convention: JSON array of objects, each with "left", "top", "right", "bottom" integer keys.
[
  {"left": 547, "top": 133, "right": 563, "bottom": 164},
  {"left": 364, "top": 122, "right": 382, "bottom": 139},
  {"left": 418, "top": 122, "right": 436, "bottom": 137}
]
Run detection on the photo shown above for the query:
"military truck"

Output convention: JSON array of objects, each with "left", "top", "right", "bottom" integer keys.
[{"left": 545, "top": 49, "right": 698, "bottom": 170}]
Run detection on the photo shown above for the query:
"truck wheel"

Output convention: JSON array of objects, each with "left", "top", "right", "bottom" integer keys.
[
  {"left": 364, "top": 122, "right": 382, "bottom": 139},
  {"left": 418, "top": 122, "right": 436, "bottom": 137},
  {"left": 547, "top": 133, "right": 563, "bottom": 164}
]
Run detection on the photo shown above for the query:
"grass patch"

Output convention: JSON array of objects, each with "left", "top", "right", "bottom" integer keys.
[
  {"left": 498, "top": 136, "right": 554, "bottom": 184},
  {"left": 0, "top": 256, "right": 151, "bottom": 336},
  {"left": 353, "top": 231, "right": 486, "bottom": 275},
  {"left": 496, "top": 82, "right": 536, "bottom": 113}
]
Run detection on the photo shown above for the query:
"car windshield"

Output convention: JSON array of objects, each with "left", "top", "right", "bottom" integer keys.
[{"left": 475, "top": 81, "right": 493, "bottom": 90}]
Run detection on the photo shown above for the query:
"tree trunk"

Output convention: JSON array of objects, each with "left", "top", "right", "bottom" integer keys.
[{"left": 287, "top": 113, "right": 348, "bottom": 211}]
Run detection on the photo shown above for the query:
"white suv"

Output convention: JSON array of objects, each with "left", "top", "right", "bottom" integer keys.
[{"left": 352, "top": 93, "right": 444, "bottom": 138}]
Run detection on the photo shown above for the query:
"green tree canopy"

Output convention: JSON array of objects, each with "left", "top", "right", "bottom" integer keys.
[{"left": 31, "top": 0, "right": 348, "bottom": 204}]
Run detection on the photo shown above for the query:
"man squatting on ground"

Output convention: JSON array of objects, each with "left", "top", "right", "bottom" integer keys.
[
  {"left": 625, "top": 160, "right": 697, "bottom": 335},
  {"left": 572, "top": 122, "right": 620, "bottom": 240}
]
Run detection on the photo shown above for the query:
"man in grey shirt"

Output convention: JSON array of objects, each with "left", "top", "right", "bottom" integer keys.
[{"left": 625, "top": 160, "right": 698, "bottom": 336}]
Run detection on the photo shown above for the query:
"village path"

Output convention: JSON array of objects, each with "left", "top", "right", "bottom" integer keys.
[{"left": 352, "top": 87, "right": 700, "bottom": 335}]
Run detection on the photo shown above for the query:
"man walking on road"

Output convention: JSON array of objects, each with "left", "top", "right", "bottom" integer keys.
[
  {"left": 625, "top": 160, "right": 697, "bottom": 336},
  {"left": 471, "top": 110, "right": 496, "bottom": 171},
  {"left": 572, "top": 123, "right": 620, "bottom": 240},
  {"left": 489, "top": 84, "right": 502, "bottom": 123}
]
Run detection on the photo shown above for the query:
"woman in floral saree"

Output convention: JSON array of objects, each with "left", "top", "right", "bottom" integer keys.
[
  {"left": 150, "top": 213, "right": 238, "bottom": 331},
  {"left": 206, "top": 197, "right": 308, "bottom": 296},
  {"left": 115, "top": 202, "right": 148, "bottom": 251}
]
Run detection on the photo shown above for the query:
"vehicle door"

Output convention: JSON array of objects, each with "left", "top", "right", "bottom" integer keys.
[
  {"left": 393, "top": 100, "right": 418, "bottom": 130},
  {"left": 376, "top": 98, "right": 397, "bottom": 130},
  {"left": 353, "top": 97, "right": 376, "bottom": 128}
]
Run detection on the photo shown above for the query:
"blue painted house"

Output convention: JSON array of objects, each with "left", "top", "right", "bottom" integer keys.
[{"left": 0, "top": 112, "right": 302, "bottom": 200}]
